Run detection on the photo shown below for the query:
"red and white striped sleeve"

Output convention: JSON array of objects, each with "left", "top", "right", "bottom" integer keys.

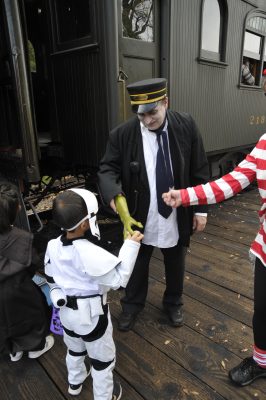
[{"left": 180, "top": 134, "right": 266, "bottom": 206}]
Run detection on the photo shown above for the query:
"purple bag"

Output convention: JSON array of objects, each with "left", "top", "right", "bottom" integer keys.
[{"left": 50, "top": 306, "right": 63, "bottom": 335}]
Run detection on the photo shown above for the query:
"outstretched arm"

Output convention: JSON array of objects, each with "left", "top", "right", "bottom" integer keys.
[{"left": 163, "top": 150, "right": 257, "bottom": 208}]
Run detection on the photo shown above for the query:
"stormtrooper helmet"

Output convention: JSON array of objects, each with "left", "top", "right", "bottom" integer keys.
[{"left": 67, "top": 188, "right": 100, "bottom": 239}]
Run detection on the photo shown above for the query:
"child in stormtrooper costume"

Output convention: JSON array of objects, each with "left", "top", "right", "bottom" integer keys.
[{"left": 44, "top": 188, "right": 143, "bottom": 400}]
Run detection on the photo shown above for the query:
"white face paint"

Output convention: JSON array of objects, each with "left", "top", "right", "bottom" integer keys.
[{"left": 137, "top": 98, "right": 168, "bottom": 131}]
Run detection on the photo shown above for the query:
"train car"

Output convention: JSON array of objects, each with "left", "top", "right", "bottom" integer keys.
[{"left": 1, "top": 0, "right": 266, "bottom": 220}]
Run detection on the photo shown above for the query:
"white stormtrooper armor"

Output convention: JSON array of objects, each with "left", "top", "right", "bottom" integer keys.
[{"left": 45, "top": 189, "right": 140, "bottom": 400}]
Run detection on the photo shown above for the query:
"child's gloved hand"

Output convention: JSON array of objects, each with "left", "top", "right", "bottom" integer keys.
[
  {"left": 126, "top": 230, "right": 144, "bottom": 243},
  {"left": 115, "top": 194, "right": 143, "bottom": 239}
]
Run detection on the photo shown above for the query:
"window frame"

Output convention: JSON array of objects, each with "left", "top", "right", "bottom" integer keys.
[
  {"left": 198, "top": 0, "right": 228, "bottom": 67},
  {"left": 51, "top": 0, "right": 97, "bottom": 51},
  {"left": 240, "top": 10, "right": 266, "bottom": 89}
]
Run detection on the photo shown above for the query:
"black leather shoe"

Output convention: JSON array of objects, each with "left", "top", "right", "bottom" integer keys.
[
  {"left": 118, "top": 312, "right": 137, "bottom": 332},
  {"left": 229, "top": 357, "right": 266, "bottom": 386},
  {"left": 164, "top": 305, "right": 184, "bottom": 327}
]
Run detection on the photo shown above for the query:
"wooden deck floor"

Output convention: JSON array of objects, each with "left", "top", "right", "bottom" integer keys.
[{"left": 1, "top": 186, "right": 266, "bottom": 400}]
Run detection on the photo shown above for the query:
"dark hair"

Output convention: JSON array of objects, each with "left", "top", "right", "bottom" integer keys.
[
  {"left": 0, "top": 182, "right": 19, "bottom": 233},
  {"left": 53, "top": 190, "right": 87, "bottom": 230}
]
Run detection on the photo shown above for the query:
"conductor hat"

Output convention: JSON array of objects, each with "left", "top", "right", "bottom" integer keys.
[{"left": 127, "top": 78, "right": 167, "bottom": 113}]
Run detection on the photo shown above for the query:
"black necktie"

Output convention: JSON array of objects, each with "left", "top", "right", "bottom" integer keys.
[{"left": 156, "top": 130, "right": 174, "bottom": 218}]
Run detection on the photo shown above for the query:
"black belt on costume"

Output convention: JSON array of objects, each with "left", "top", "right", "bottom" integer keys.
[{"left": 66, "top": 294, "right": 102, "bottom": 310}]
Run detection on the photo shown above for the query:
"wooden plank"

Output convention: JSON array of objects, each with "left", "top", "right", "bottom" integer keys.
[
  {"left": 145, "top": 279, "right": 253, "bottom": 356},
  {"left": 151, "top": 249, "right": 254, "bottom": 299},
  {"left": 115, "top": 269, "right": 253, "bottom": 357},
  {"left": 149, "top": 260, "right": 253, "bottom": 326},
  {"left": 212, "top": 201, "right": 259, "bottom": 216},
  {"left": 0, "top": 354, "right": 65, "bottom": 400},
  {"left": 202, "top": 223, "right": 253, "bottom": 246},
  {"left": 39, "top": 335, "right": 145, "bottom": 399},
  {"left": 154, "top": 200, "right": 257, "bottom": 265},
  {"left": 190, "top": 232, "right": 251, "bottom": 259},
  {"left": 187, "top": 249, "right": 253, "bottom": 298},
  {"left": 113, "top": 324, "right": 225, "bottom": 399},
  {"left": 206, "top": 211, "right": 258, "bottom": 235},
  {"left": 38, "top": 335, "right": 91, "bottom": 400},
  {"left": 110, "top": 294, "right": 266, "bottom": 400},
  {"left": 184, "top": 272, "right": 253, "bottom": 327},
  {"left": 0, "top": 187, "right": 263, "bottom": 400},
  {"left": 208, "top": 201, "right": 256, "bottom": 217}
]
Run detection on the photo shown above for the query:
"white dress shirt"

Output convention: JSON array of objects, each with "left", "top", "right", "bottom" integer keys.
[{"left": 140, "top": 121, "right": 179, "bottom": 248}]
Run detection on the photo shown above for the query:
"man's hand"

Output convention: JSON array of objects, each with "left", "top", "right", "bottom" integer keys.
[
  {"left": 193, "top": 215, "right": 207, "bottom": 232},
  {"left": 162, "top": 189, "right": 182, "bottom": 208},
  {"left": 110, "top": 198, "right": 117, "bottom": 212},
  {"left": 114, "top": 194, "right": 143, "bottom": 239}
]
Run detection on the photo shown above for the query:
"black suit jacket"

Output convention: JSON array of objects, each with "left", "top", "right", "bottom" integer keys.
[{"left": 98, "top": 110, "right": 209, "bottom": 246}]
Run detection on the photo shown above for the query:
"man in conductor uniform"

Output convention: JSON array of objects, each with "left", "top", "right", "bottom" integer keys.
[{"left": 98, "top": 78, "right": 209, "bottom": 331}]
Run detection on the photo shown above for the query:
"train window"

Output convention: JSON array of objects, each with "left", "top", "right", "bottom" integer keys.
[
  {"left": 55, "top": 0, "right": 91, "bottom": 43},
  {"left": 200, "top": 0, "right": 227, "bottom": 63},
  {"left": 241, "top": 13, "right": 266, "bottom": 87},
  {"left": 201, "top": 0, "right": 220, "bottom": 53},
  {"left": 122, "top": 0, "right": 154, "bottom": 42}
]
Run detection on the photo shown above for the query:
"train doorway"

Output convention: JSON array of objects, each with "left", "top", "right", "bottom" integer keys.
[
  {"left": 23, "top": 1, "right": 112, "bottom": 171},
  {"left": 117, "top": 0, "right": 161, "bottom": 122}
]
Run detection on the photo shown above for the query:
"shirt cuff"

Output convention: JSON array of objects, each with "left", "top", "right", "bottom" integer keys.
[{"left": 194, "top": 213, "right": 207, "bottom": 217}]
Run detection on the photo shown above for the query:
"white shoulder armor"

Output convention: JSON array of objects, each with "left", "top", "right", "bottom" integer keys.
[{"left": 72, "top": 240, "right": 120, "bottom": 277}]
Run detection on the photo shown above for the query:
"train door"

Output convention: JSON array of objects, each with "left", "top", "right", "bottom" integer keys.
[
  {"left": 22, "top": 0, "right": 60, "bottom": 180},
  {"left": 117, "top": 0, "right": 160, "bottom": 121},
  {"left": 27, "top": 0, "right": 110, "bottom": 170}
]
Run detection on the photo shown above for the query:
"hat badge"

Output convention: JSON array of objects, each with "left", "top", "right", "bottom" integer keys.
[{"left": 134, "top": 94, "right": 149, "bottom": 101}]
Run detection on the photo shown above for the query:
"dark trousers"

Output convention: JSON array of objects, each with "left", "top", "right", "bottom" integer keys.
[
  {"left": 121, "top": 242, "right": 187, "bottom": 314},
  {"left": 253, "top": 257, "right": 266, "bottom": 350}
]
